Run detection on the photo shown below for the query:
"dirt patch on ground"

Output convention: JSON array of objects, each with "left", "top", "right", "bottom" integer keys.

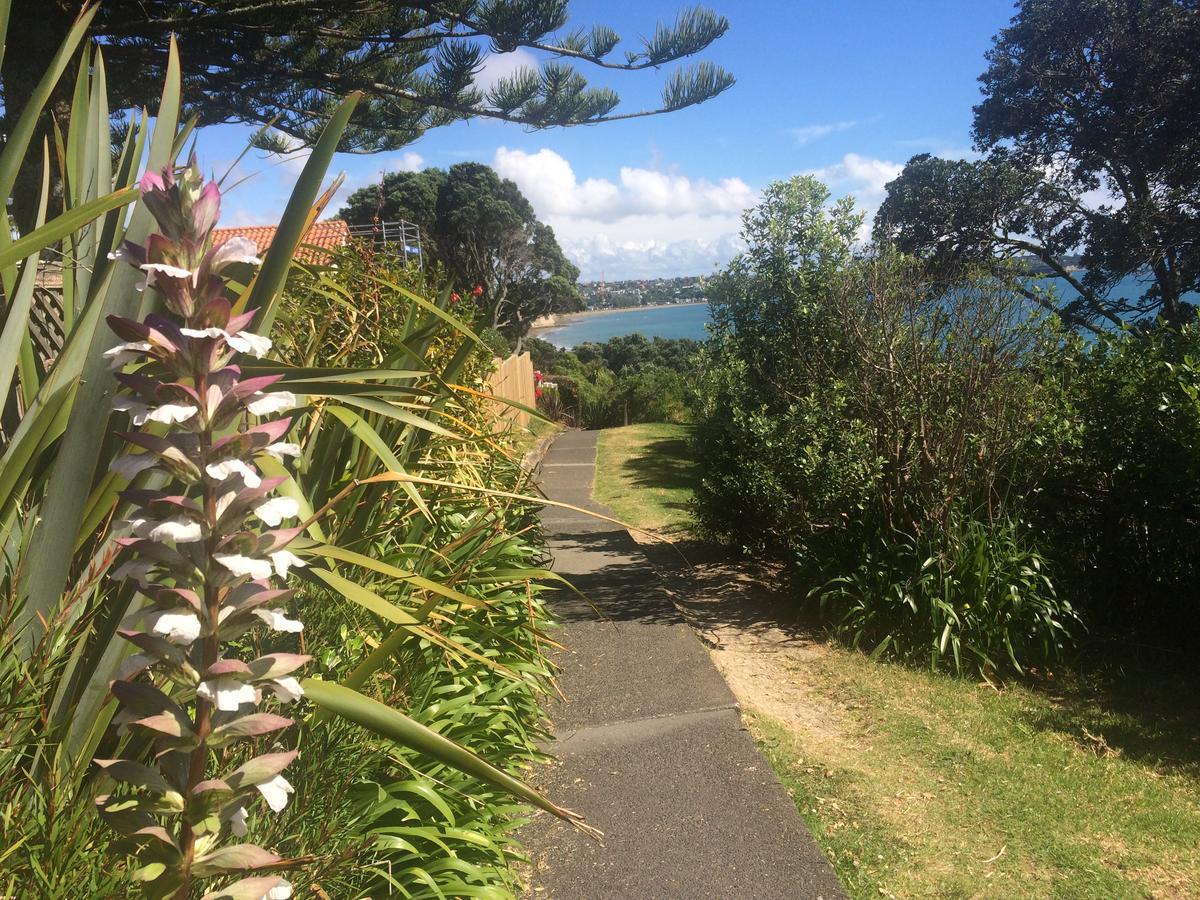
[{"left": 636, "top": 538, "right": 858, "bottom": 749}]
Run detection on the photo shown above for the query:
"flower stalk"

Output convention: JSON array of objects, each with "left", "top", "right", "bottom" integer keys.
[{"left": 96, "top": 159, "right": 306, "bottom": 900}]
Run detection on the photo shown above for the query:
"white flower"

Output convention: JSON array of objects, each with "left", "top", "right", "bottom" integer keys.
[
  {"left": 145, "top": 402, "right": 199, "bottom": 425},
  {"left": 269, "top": 549, "right": 306, "bottom": 579},
  {"left": 211, "top": 236, "right": 262, "bottom": 270},
  {"left": 256, "top": 774, "right": 294, "bottom": 813},
  {"left": 140, "top": 262, "right": 192, "bottom": 279},
  {"left": 123, "top": 515, "right": 152, "bottom": 536},
  {"left": 196, "top": 676, "right": 259, "bottom": 712},
  {"left": 263, "top": 442, "right": 302, "bottom": 461},
  {"left": 113, "top": 396, "right": 198, "bottom": 427},
  {"left": 267, "top": 677, "right": 303, "bottom": 704},
  {"left": 265, "top": 880, "right": 293, "bottom": 899},
  {"left": 150, "top": 609, "right": 202, "bottom": 645},
  {"left": 254, "top": 496, "right": 299, "bottom": 527},
  {"left": 147, "top": 516, "right": 203, "bottom": 543},
  {"left": 215, "top": 490, "right": 238, "bottom": 518},
  {"left": 112, "top": 558, "right": 154, "bottom": 586},
  {"left": 180, "top": 327, "right": 226, "bottom": 340},
  {"left": 206, "top": 458, "right": 261, "bottom": 488},
  {"left": 229, "top": 805, "right": 248, "bottom": 837},
  {"left": 246, "top": 391, "right": 295, "bottom": 417},
  {"left": 110, "top": 452, "right": 157, "bottom": 480},
  {"left": 180, "top": 327, "right": 271, "bottom": 359},
  {"left": 112, "top": 395, "right": 152, "bottom": 425},
  {"left": 226, "top": 331, "right": 272, "bottom": 358},
  {"left": 215, "top": 554, "right": 273, "bottom": 581},
  {"left": 205, "top": 383, "right": 224, "bottom": 417},
  {"left": 103, "top": 340, "right": 151, "bottom": 368},
  {"left": 253, "top": 607, "right": 303, "bottom": 633}
]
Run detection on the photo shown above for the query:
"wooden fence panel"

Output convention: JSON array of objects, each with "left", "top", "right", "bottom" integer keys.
[{"left": 487, "top": 352, "right": 534, "bottom": 429}]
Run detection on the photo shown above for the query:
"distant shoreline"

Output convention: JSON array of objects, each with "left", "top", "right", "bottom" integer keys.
[{"left": 529, "top": 301, "right": 709, "bottom": 336}]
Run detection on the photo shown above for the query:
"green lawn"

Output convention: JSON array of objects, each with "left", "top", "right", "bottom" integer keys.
[
  {"left": 593, "top": 423, "right": 697, "bottom": 535},
  {"left": 751, "top": 657, "right": 1200, "bottom": 899},
  {"left": 592, "top": 422, "right": 1200, "bottom": 899}
]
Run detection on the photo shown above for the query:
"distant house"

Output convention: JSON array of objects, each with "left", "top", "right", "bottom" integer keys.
[{"left": 211, "top": 218, "right": 351, "bottom": 265}]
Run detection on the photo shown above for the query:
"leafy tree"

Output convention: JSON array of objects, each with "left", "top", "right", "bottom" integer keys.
[
  {"left": 3, "top": 1, "right": 734, "bottom": 228},
  {"left": 875, "top": 0, "right": 1200, "bottom": 328},
  {"left": 572, "top": 333, "right": 700, "bottom": 373},
  {"left": 341, "top": 168, "right": 449, "bottom": 256},
  {"left": 341, "top": 162, "right": 583, "bottom": 337}
]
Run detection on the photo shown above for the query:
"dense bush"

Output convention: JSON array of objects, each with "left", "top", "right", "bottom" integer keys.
[
  {"left": 1029, "top": 327, "right": 1200, "bottom": 638},
  {"left": 694, "top": 176, "right": 1077, "bottom": 677},
  {"left": 813, "top": 512, "right": 1069, "bottom": 675},
  {"left": 529, "top": 333, "right": 699, "bottom": 428}
]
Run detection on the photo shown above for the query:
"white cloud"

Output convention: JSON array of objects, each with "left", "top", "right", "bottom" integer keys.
[
  {"left": 563, "top": 229, "right": 747, "bottom": 282},
  {"left": 474, "top": 47, "right": 540, "bottom": 94},
  {"left": 805, "top": 153, "right": 904, "bottom": 208},
  {"left": 492, "top": 146, "right": 757, "bottom": 279},
  {"left": 375, "top": 150, "right": 425, "bottom": 173},
  {"left": 788, "top": 119, "right": 860, "bottom": 146}
]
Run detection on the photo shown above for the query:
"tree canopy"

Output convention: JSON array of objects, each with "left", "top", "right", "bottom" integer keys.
[
  {"left": 341, "top": 162, "right": 582, "bottom": 337},
  {"left": 875, "top": 0, "right": 1200, "bottom": 328},
  {"left": 2, "top": 1, "right": 732, "bottom": 226}
]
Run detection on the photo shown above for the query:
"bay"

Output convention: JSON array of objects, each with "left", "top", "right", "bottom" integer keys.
[
  {"left": 533, "top": 274, "right": 1194, "bottom": 350},
  {"left": 535, "top": 303, "right": 712, "bottom": 348}
]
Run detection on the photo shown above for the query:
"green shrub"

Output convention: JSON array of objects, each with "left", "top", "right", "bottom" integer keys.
[
  {"left": 692, "top": 176, "right": 1072, "bottom": 676},
  {"left": 536, "top": 334, "right": 701, "bottom": 427},
  {"left": 1029, "top": 327, "right": 1200, "bottom": 639},
  {"left": 812, "top": 513, "right": 1077, "bottom": 677}
]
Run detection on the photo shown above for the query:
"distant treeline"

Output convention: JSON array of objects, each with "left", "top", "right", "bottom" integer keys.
[{"left": 527, "top": 333, "right": 701, "bottom": 427}]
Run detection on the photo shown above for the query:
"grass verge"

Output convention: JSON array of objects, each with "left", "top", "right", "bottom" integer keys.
[
  {"left": 594, "top": 421, "right": 1200, "bottom": 899},
  {"left": 749, "top": 653, "right": 1200, "bottom": 899},
  {"left": 593, "top": 423, "right": 697, "bottom": 535}
]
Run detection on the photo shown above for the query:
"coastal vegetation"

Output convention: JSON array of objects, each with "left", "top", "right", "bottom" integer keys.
[
  {"left": 691, "top": 0, "right": 1200, "bottom": 678},
  {"left": 527, "top": 333, "right": 699, "bottom": 428},
  {"left": 0, "top": 1, "right": 732, "bottom": 891},
  {"left": 595, "top": 422, "right": 1200, "bottom": 900},
  {"left": 876, "top": 0, "right": 1200, "bottom": 329}
]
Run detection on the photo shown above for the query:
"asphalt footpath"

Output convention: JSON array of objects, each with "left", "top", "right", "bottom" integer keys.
[{"left": 521, "top": 430, "right": 846, "bottom": 899}]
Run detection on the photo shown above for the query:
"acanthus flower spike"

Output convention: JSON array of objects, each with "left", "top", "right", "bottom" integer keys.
[{"left": 97, "top": 158, "right": 307, "bottom": 897}]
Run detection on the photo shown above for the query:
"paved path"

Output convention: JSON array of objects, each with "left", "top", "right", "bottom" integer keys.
[{"left": 522, "top": 431, "right": 845, "bottom": 899}]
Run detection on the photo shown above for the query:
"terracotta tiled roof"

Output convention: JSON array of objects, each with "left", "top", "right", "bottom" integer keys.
[{"left": 210, "top": 218, "right": 350, "bottom": 265}]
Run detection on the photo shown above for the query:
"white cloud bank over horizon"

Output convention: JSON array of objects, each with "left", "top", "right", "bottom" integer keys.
[{"left": 492, "top": 146, "right": 757, "bottom": 280}]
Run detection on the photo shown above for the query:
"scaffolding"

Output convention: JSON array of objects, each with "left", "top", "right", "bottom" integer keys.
[{"left": 346, "top": 220, "right": 423, "bottom": 265}]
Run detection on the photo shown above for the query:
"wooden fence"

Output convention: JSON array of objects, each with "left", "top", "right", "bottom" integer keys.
[{"left": 487, "top": 352, "right": 535, "bottom": 429}]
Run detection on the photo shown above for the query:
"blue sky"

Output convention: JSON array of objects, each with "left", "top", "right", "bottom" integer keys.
[{"left": 195, "top": 0, "right": 1019, "bottom": 280}]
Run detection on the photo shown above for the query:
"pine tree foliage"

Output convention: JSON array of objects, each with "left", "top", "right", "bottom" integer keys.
[{"left": 2, "top": 1, "right": 733, "bottom": 154}]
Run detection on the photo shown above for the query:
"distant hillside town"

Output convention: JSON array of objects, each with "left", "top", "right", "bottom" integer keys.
[{"left": 579, "top": 275, "right": 706, "bottom": 309}]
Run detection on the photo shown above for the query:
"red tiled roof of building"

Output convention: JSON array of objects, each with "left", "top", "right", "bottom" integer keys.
[{"left": 210, "top": 218, "right": 350, "bottom": 265}]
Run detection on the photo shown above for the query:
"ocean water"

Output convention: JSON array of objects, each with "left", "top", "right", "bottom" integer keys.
[
  {"left": 536, "top": 275, "right": 1194, "bottom": 349},
  {"left": 539, "top": 303, "right": 713, "bottom": 347}
]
